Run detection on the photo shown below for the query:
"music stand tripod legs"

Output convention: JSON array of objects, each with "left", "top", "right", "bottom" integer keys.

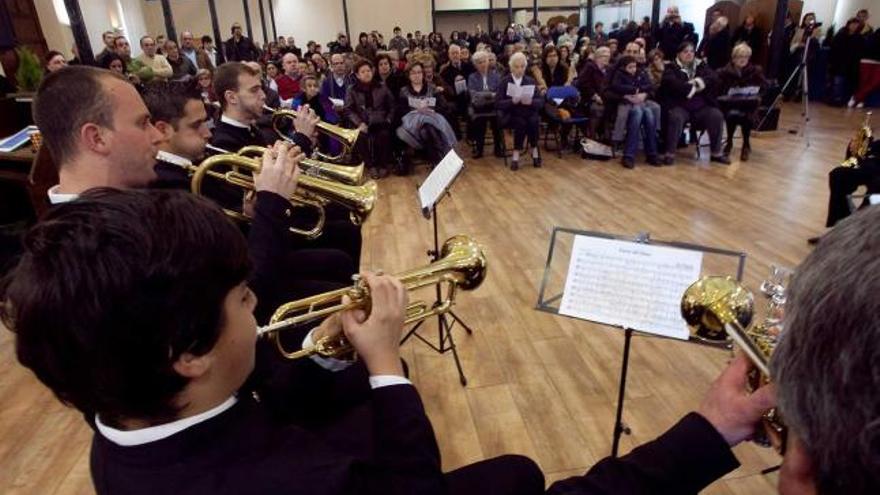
[
  {"left": 400, "top": 203, "right": 474, "bottom": 386},
  {"left": 757, "top": 37, "right": 812, "bottom": 146}
]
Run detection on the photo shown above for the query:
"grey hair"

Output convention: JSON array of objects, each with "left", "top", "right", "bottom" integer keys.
[
  {"left": 471, "top": 50, "right": 489, "bottom": 65},
  {"left": 770, "top": 206, "right": 880, "bottom": 494},
  {"left": 508, "top": 51, "right": 527, "bottom": 68}
]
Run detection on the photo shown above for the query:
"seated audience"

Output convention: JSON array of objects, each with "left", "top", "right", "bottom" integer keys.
[
  {"left": 717, "top": 43, "right": 767, "bottom": 161},
  {"left": 576, "top": 46, "right": 612, "bottom": 139},
  {"left": 276, "top": 53, "right": 301, "bottom": 104},
  {"left": 164, "top": 40, "right": 197, "bottom": 80},
  {"left": 293, "top": 75, "right": 343, "bottom": 158},
  {"left": 397, "top": 61, "right": 457, "bottom": 168},
  {"left": 100, "top": 52, "right": 127, "bottom": 76},
  {"left": 321, "top": 53, "right": 352, "bottom": 112},
  {"left": 439, "top": 44, "right": 475, "bottom": 139},
  {"left": 467, "top": 50, "right": 504, "bottom": 158},
  {"left": 374, "top": 53, "right": 404, "bottom": 97},
  {"left": 537, "top": 45, "right": 572, "bottom": 94},
  {"left": 496, "top": 52, "right": 544, "bottom": 170},
  {"left": 355, "top": 32, "right": 377, "bottom": 61},
  {"left": 660, "top": 42, "right": 729, "bottom": 165},
  {"left": 343, "top": 60, "right": 396, "bottom": 178},
  {"left": 607, "top": 56, "right": 660, "bottom": 168},
  {"left": 646, "top": 48, "right": 666, "bottom": 87},
  {"left": 195, "top": 68, "right": 216, "bottom": 105},
  {"left": 136, "top": 36, "right": 173, "bottom": 81}
]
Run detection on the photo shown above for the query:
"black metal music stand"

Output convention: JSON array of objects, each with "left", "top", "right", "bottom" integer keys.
[
  {"left": 535, "top": 227, "right": 747, "bottom": 457},
  {"left": 401, "top": 160, "right": 473, "bottom": 386}
]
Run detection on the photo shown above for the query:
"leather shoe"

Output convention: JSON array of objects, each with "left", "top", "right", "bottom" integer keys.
[
  {"left": 621, "top": 156, "right": 635, "bottom": 169},
  {"left": 740, "top": 146, "right": 751, "bottom": 162},
  {"left": 510, "top": 160, "right": 519, "bottom": 171},
  {"left": 710, "top": 154, "right": 731, "bottom": 165}
]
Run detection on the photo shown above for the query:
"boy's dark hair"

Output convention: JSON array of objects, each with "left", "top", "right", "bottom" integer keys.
[
  {"left": 33, "top": 66, "right": 126, "bottom": 168},
  {"left": 142, "top": 80, "right": 203, "bottom": 129},
  {"left": 617, "top": 55, "right": 638, "bottom": 68},
  {"left": 1, "top": 188, "right": 251, "bottom": 426},
  {"left": 213, "top": 62, "right": 260, "bottom": 111}
]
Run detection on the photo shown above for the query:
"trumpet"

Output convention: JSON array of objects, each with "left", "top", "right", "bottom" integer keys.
[
  {"left": 257, "top": 235, "right": 488, "bottom": 360},
  {"left": 179, "top": 152, "right": 377, "bottom": 239},
  {"left": 264, "top": 105, "right": 360, "bottom": 163},
  {"left": 842, "top": 111, "right": 873, "bottom": 168},
  {"left": 205, "top": 144, "right": 365, "bottom": 185},
  {"left": 681, "top": 275, "right": 786, "bottom": 451}
]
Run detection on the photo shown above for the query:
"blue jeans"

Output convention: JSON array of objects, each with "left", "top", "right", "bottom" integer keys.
[{"left": 623, "top": 105, "right": 658, "bottom": 159}]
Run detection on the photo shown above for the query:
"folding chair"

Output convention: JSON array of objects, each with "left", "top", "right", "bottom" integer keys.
[{"left": 543, "top": 85, "right": 590, "bottom": 158}]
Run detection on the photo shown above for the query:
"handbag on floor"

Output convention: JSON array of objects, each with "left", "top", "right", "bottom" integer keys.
[{"left": 580, "top": 137, "right": 613, "bottom": 160}]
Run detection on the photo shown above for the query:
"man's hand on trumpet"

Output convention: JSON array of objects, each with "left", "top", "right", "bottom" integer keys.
[
  {"left": 293, "top": 104, "right": 320, "bottom": 142},
  {"left": 253, "top": 141, "right": 303, "bottom": 200}
]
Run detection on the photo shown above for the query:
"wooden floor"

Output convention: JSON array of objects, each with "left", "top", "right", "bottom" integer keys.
[{"left": 0, "top": 103, "right": 867, "bottom": 494}]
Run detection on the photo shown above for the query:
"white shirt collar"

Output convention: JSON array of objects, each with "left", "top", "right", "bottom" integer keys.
[
  {"left": 156, "top": 150, "right": 193, "bottom": 167},
  {"left": 95, "top": 396, "right": 238, "bottom": 447},
  {"left": 334, "top": 75, "right": 345, "bottom": 86},
  {"left": 512, "top": 75, "right": 524, "bottom": 86},
  {"left": 220, "top": 114, "right": 251, "bottom": 129},
  {"left": 47, "top": 184, "right": 78, "bottom": 204}
]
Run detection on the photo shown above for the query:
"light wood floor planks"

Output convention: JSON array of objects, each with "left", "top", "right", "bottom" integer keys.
[{"left": 0, "top": 103, "right": 865, "bottom": 493}]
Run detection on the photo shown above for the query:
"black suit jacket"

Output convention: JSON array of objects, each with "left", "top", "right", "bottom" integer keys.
[
  {"left": 210, "top": 119, "right": 313, "bottom": 156},
  {"left": 547, "top": 413, "right": 739, "bottom": 494},
  {"left": 90, "top": 380, "right": 446, "bottom": 495}
]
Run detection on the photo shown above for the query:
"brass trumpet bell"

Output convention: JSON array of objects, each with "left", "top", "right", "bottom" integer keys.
[
  {"left": 268, "top": 107, "right": 360, "bottom": 163},
  {"left": 258, "top": 235, "right": 488, "bottom": 360}
]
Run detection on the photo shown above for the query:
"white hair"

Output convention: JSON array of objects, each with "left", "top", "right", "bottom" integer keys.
[
  {"left": 508, "top": 51, "right": 527, "bottom": 68},
  {"left": 471, "top": 50, "right": 489, "bottom": 64}
]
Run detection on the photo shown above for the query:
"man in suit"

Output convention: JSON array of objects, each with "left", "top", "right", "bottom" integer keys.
[
  {"left": 142, "top": 80, "right": 355, "bottom": 319},
  {"left": 2, "top": 184, "right": 547, "bottom": 495},
  {"left": 211, "top": 62, "right": 363, "bottom": 269},
  {"left": 809, "top": 139, "right": 880, "bottom": 244},
  {"left": 438, "top": 44, "right": 475, "bottom": 139},
  {"left": 225, "top": 22, "right": 259, "bottom": 62},
  {"left": 548, "top": 205, "right": 880, "bottom": 494}
]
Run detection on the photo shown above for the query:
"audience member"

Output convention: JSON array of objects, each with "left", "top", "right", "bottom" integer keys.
[
  {"left": 660, "top": 42, "right": 729, "bottom": 165},
  {"left": 44, "top": 50, "right": 67, "bottom": 74},
  {"left": 397, "top": 61, "right": 457, "bottom": 167},
  {"left": 607, "top": 55, "right": 660, "bottom": 168},
  {"left": 165, "top": 40, "right": 197, "bottom": 80},
  {"left": 225, "top": 22, "right": 259, "bottom": 62},
  {"left": 198, "top": 35, "right": 218, "bottom": 70},
  {"left": 343, "top": 60, "right": 396, "bottom": 178},
  {"left": 576, "top": 46, "right": 612, "bottom": 139},
  {"left": 276, "top": 53, "right": 301, "bottom": 103},
  {"left": 137, "top": 36, "right": 174, "bottom": 81},
  {"left": 698, "top": 16, "right": 731, "bottom": 69},
  {"left": 95, "top": 30, "right": 118, "bottom": 67},
  {"left": 497, "top": 52, "right": 543, "bottom": 170},
  {"left": 731, "top": 15, "right": 762, "bottom": 54}
]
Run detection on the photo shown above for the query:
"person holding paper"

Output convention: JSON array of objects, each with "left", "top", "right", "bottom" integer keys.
[
  {"left": 397, "top": 62, "right": 458, "bottom": 169},
  {"left": 467, "top": 50, "right": 504, "bottom": 159},
  {"left": 497, "top": 52, "right": 543, "bottom": 170},
  {"left": 439, "top": 44, "right": 475, "bottom": 140},
  {"left": 717, "top": 43, "right": 768, "bottom": 162},
  {"left": 575, "top": 46, "right": 611, "bottom": 140}
]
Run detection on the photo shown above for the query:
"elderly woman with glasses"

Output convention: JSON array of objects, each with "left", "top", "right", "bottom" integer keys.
[{"left": 717, "top": 42, "right": 767, "bottom": 161}]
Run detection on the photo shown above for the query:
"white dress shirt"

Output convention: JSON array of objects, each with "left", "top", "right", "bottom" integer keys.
[
  {"left": 47, "top": 185, "right": 78, "bottom": 204},
  {"left": 220, "top": 114, "right": 251, "bottom": 129},
  {"left": 95, "top": 328, "right": 411, "bottom": 447}
]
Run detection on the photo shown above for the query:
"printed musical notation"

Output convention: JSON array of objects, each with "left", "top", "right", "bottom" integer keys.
[{"left": 559, "top": 236, "right": 703, "bottom": 340}]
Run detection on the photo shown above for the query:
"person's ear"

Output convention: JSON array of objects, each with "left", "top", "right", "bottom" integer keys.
[
  {"left": 80, "top": 122, "right": 110, "bottom": 155},
  {"left": 778, "top": 434, "right": 818, "bottom": 495},
  {"left": 154, "top": 120, "right": 175, "bottom": 140},
  {"left": 172, "top": 350, "right": 214, "bottom": 379}
]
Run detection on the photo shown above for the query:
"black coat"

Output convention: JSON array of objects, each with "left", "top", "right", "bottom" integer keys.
[
  {"left": 698, "top": 29, "right": 732, "bottom": 70},
  {"left": 225, "top": 35, "right": 259, "bottom": 62},
  {"left": 732, "top": 25, "right": 762, "bottom": 54},
  {"left": 343, "top": 81, "right": 395, "bottom": 128},
  {"left": 829, "top": 30, "right": 866, "bottom": 80},
  {"left": 546, "top": 413, "right": 739, "bottom": 494},
  {"left": 495, "top": 74, "right": 543, "bottom": 127},
  {"left": 575, "top": 59, "right": 609, "bottom": 103},
  {"left": 660, "top": 59, "right": 720, "bottom": 110},
  {"left": 656, "top": 20, "right": 699, "bottom": 60}
]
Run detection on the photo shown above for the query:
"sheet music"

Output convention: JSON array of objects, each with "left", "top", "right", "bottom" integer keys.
[
  {"left": 454, "top": 78, "right": 468, "bottom": 94},
  {"left": 408, "top": 96, "right": 436, "bottom": 109},
  {"left": 559, "top": 236, "right": 703, "bottom": 340},
  {"left": 727, "top": 86, "right": 760, "bottom": 97},
  {"left": 506, "top": 83, "right": 535, "bottom": 104},
  {"left": 418, "top": 149, "right": 464, "bottom": 210},
  {"left": 328, "top": 97, "right": 344, "bottom": 108}
]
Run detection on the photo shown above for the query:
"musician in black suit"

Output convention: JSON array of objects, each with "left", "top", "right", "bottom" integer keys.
[
  {"left": 548, "top": 205, "right": 880, "bottom": 494},
  {"left": 142, "top": 80, "right": 356, "bottom": 321},
  {"left": 1, "top": 188, "right": 545, "bottom": 495},
  {"left": 211, "top": 62, "right": 363, "bottom": 267},
  {"left": 809, "top": 138, "right": 880, "bottom": 244}
]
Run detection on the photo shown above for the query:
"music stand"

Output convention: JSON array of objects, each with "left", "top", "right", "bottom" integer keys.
[
  {"left": 536, "top": 227, "right": 746, "bottom": 457},
  {"left": 401, "top": 150, "right": 473, "bottom": 386}
]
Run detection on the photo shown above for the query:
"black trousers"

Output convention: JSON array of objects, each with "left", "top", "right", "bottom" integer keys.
[
  {"left": 354, "top": 123, "right": 394, "bottom": 169},
  {"left": 826, "top": 165, "right": 880, "bottom": 227},
  {"left": 666, "top": 106, "right": 724, "bottom": 155},
  {"left": 470, "top": 115, "right": 503, "bottom": 153},
  {"left": 445, "top": 454, "right": 545, "bottom": 495},
  {"left": 724, "top": 111, "right": 753, "bottom": 148}
]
